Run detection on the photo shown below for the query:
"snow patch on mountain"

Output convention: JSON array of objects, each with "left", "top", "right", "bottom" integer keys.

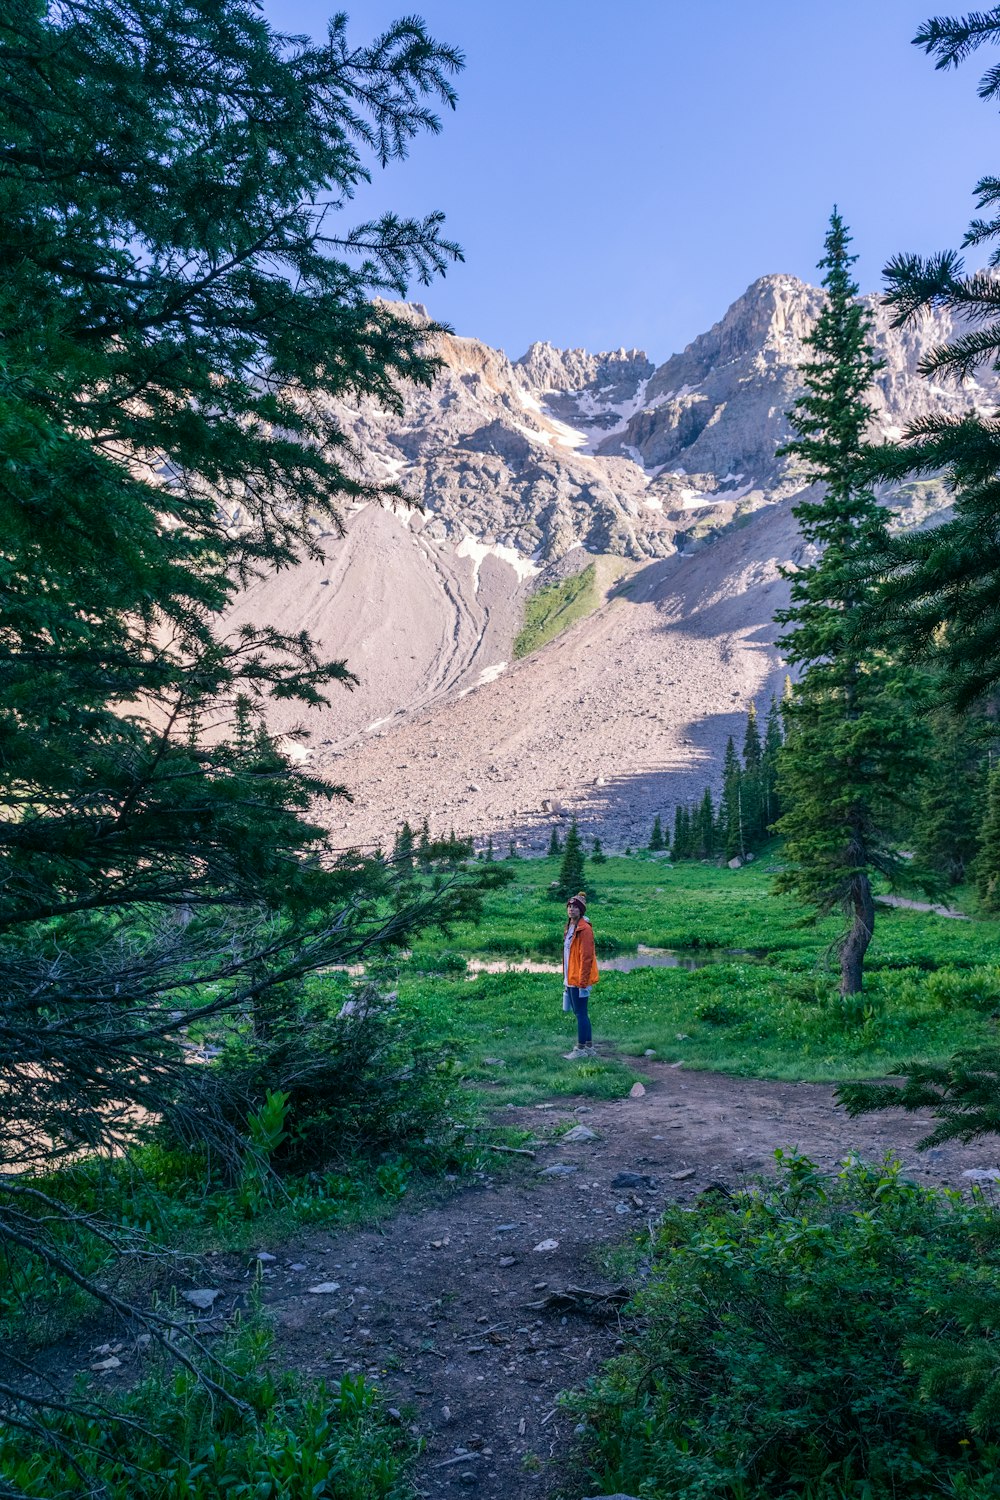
[{"left": 455, "top": 534, "right": 540, "bottom": 588}]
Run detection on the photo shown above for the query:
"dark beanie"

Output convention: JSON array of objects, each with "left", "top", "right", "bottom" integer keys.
[{"left": 570, "top": 891, "right": 587, "bottom": 914}]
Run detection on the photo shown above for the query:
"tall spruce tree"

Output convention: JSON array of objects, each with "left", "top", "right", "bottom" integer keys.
[
  {"left": 976, "top": 763, "right": 1000, "bottom": 911},
  {"left": 761, "top": 696, "right": 784, "bottom": 832},
  {"left": 859, "top": 11, "right": 1000, "bottom": 706},
  {"left": 774, "top": 210, "right": 926, "bottom": 996},
  {"left": 557, "top": 818, "right": 587, "bottom": 898},
  {"left": 721, "top": 736, "right": 745, "bottom": 861},
  {"left": 741, "top": 704, "right": 764, "bottom": 842},
  {"left": 394, "top": 821, "right": 416, "bottom": 868},
  {"left": 913, "top": 706, "right": 988, "bottom": 886},
  {"left": 697, "top": 787, "right": 716, "bottom": 858},
  {"left": 672, "top": 804, "right": 685, "bottom": 859},
  {"left": 837, "top": 11, "right": 1000, "bottom": 1150}
]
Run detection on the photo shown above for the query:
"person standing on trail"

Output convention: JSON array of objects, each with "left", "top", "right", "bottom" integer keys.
[{"left": 563, "top": 892, "right": 598, "bottom": 1060}]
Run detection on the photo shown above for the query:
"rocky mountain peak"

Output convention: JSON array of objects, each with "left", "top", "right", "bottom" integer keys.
[
  {"left": 334, "top": 278, "right": 997, "bottom": 578},
  {"left": 515, "top": 340, "right": 654, "bottom": 398}
]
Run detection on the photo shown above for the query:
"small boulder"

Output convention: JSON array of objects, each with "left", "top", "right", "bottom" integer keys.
[
  {"left": 182, "top": 1289, "right": 219, "bottom": 1311},
  {"left": 629, "top": 1082, "right": 645, "bottom": 1098},
  {"left": 563, "top": 1125, "right": 597, "bottom": 1143},
  {"left": 612, "top": 1171, "right": 657, "bottom": 1190}
]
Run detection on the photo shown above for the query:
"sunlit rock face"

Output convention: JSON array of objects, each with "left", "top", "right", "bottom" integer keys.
[
  {"left": 328, "top": 276, "right": 991, "bottom": 573},
  {"left": 241, "top": 277, "right": 995, "bottom": 849}
]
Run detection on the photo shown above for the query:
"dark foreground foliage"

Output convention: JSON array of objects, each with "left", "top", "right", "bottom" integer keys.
[
  {"left": 576, "top": 1155, "right": 1000, "bottom": 1498},
  {"left": 0, "top": 1323, "right": 405, "bottom": 1500}
]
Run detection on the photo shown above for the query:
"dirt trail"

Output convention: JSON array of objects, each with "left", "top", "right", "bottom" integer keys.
[
  {"left": 877, "top": 894, "right": 969, "bottom": 920},
  {"left": 224, "top": 1064, "right": 993, "bottom": 1500}
]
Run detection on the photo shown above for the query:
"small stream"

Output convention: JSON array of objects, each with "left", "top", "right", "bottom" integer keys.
[{"left": 465, "top": 944, "right": 763, "bottom": 976}]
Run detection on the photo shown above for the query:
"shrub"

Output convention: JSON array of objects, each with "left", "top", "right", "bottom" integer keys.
[
  {"left": 575, "top": 1154, "right": 1000, "bottom": 1498},
  {"left": 924, "top": 965, "right": 1000, "bottom": 1012},
  {"left": 170, "top": 982, "right": 459, "bottom": 1175}
]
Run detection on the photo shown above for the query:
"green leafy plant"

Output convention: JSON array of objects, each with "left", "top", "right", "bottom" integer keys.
[
  {"left": 0, "top": 1324, "right": 407, "bottom": 1500},
  {"left": 574, "top": 1155, "right": 1000, "bottom": 1498},
  {"left": 514, "top": 564, "right": 598, "bottom": 658}
]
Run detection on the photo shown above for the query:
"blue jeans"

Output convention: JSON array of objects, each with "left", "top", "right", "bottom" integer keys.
[{"left": 565, "top": 986, "right": 592, "bottom": 1046}]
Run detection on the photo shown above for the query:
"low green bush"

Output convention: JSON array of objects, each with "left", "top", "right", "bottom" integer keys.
[
  {"left": 174, "top": 981, "right": 462, "bottom": 1175},
  {"left": 575, "top": 1154, "right": 1000, "bottom": 1498},
  {"left": 924, "top": 965, "right": 1000, "bottom": 1012}
]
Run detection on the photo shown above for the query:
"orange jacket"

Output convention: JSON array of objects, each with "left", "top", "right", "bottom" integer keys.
[{"left": 565, "top": 917, "right": 599, "bottom": 988}]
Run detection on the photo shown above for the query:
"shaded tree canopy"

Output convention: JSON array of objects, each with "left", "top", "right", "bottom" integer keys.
[
  {"left": 0, "top": 0, "right": 485, "bottom": 1175},
  {"left": 859, "top": 10, "right": 1000, "bottom": 705}
]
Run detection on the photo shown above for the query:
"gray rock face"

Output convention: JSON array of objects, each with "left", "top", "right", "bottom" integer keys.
[
  {"left": 240, "top": 275, "right": 1000, "bottom": 850},
  {"left": 330, "top": 276, "right": 994, "bottom": 574},
  {"left": 600, "top": 273, "right": 993, "bottom": 504}
]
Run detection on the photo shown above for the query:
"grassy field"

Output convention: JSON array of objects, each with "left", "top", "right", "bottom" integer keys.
[{"left": 390, "top": 854, "right": 1000, "bottom": 1102}]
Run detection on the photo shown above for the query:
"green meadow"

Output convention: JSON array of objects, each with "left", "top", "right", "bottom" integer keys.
[{"left": 391, "top": 854, "right": 1000, "bottom": 1103}]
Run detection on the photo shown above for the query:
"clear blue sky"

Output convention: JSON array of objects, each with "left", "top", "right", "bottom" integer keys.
[{"left": 263, "top": 0, "right": 992, "bottom": 364}]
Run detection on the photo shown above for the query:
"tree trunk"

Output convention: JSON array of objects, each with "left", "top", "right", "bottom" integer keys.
[{"left": 840, "top": 870, "right": 875, "bottom": 996}]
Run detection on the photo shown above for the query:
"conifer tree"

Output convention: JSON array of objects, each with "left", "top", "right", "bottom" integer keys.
[
  {"left": 0, "top": 0, "right": 507, "bottom": 1437},
  {"left": 673, "top": 804, "right": 685, "bottom": 859},
  {"left": 858, "top": 12, "right": 1000, "bottom": 706},
  {"left": 547, "top": 826, "right": 562, "bottom": 858},
  {"left": 741, "top": 704, "right": 764, "bottom": 841},
  {"left": 394, "top": 821, "right": 415, "bottom": 868},
  {"left": 649, "top": 814, "right": 665, "bottom": 851},
  {"left": 774, "top": 210, "right": 926, "bottom": 995},
  {"left": 485, "top": 836, "right": 494, "bottom": 862},
  {"left": 761, "top": 696, "right": 784, "bottom": 832},
  {"left": 591, "top": 836, "right": 607, "bottom": 864},
  {"left": 418, "top": 817, "right": 432, "bottom": 869},
  {"left": 557, "top": 818, "right": 587, "bottom": 899},
  {"left": 976, "top": 764, "right": 1000, "bottom": 911},
  {"left": 911, "top": 707, "right": 988, "bottom": 886},
  {"left": 698, "top": 788, "right": 716, "bottom": 858},
  {"left": 721, "top": 737, "right": 745, "bottom": 861}
]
